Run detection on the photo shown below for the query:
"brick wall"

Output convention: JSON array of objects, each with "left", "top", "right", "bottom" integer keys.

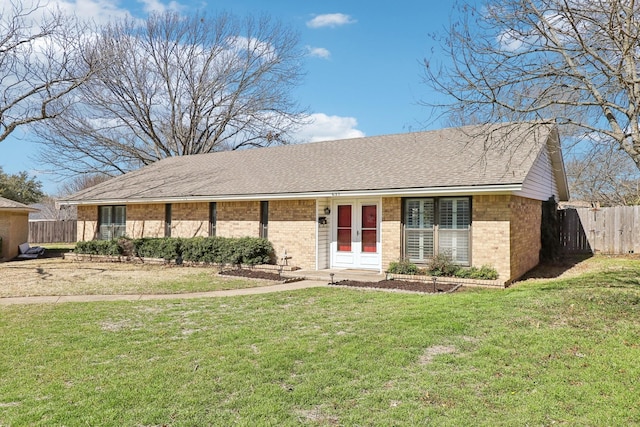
[
  {"left": 472, "top": 195, "right": 542, "bottom": 284},
  {"left": 127, "top": 204, "right": 164, "bottom": 238},
  {"left": 268, "top": 199, "right": 316, "bottom": 269},
  {"left": 381, "top": 197, "right": 402, "bottom": 270},
  {"left": 509, "top": 196, "right": 542, "bottom": 281},
  {"left": 472, "top": 195, "right": 512, "bottom": 282},
  {"left": 77, "top": 205, "right": 98, "bottom": 241},
  {"left": 171, "top": 202, "right": 209, "bottom": 238},
  {"left": 217, "top": 201, "right": 260, "bottom": 237}
]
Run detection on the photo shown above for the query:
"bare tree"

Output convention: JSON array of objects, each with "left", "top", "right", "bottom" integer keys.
[
  {"left": 35, "top": 11, "right": 307, "bottom": 176},
  {"left": 424, "top": 0, "right": 640, "bottom": 169},
  {"left": 0, "top": 0, "right": 91, "bottom": 142},
  {"left": 58, "top": 174, "right": 111, "bottom": 197},
  {"left": 567, "top": 139, "right": 640, "bottom": 205}
]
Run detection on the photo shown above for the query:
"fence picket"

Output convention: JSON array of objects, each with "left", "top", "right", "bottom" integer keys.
[
  {"left": 560, "top": 206, "right": 639, "bottom": 255},
  {"left": 28, "top": 221, "right": 77, "bottom": 243}
]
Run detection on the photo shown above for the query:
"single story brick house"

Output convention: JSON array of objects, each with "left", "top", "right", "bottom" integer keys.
[
  {"left": 63, "top": 122, "right": 569, "bottom": 284},
  {"left": 0, "top": 197, "right": 38, "bottom": 261}
]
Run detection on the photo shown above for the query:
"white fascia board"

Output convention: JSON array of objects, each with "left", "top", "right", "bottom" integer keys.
[{"left": 61, "top": 184, "right": 523, "bottom": 206}]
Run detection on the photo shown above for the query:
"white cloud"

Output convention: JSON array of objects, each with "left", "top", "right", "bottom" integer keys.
[
  {"left": 137, "top": 0, "right": 184, "bottom": 14},
  {"left": 306, "top": 13, "right": 356, "bottom": 29},
  {"left": 42, "top": 0, "right": 184, "bottom": 24},
  {"left": 294, "top": 113, "right": 365, "bottom": 143},
  {"left": 51, "top": 0, "right": 132, "bottom": 24},
  {"left": 306, "top": 46, "right": 330, "bottom": 59}
]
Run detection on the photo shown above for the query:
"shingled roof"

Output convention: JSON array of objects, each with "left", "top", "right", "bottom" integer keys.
[
  {"left": 64, "top": 122, "right": 568, "bottom": 204},
  {"left": 0, "top": 197, "right": 38, "bottom": 212}
]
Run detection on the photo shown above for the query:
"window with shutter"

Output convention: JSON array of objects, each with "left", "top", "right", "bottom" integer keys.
[
  {"left": 98, "top": 205, "right": 126, "bottom": 240},
  {"left": 403, "top": 197, "right": 470, "bottom": 265}
]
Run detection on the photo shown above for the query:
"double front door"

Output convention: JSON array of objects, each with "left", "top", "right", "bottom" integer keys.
[{"left": 332, "top": 199, "right": 380, "bottom": 270}]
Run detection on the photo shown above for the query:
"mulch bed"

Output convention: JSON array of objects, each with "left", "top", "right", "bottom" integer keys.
[
  {"left": 220, "top": 269, "right": 461, "bottom": 293},
  {"left": 219, "top": 269, "right": 284, "bottom": 281},
  {"left": 332, "top": 279, "right": 461, "bottom": 293}
]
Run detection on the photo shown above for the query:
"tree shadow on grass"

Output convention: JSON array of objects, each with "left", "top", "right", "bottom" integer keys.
[{"left": 520, "top": 254, "right": 593, "bottom": 280}]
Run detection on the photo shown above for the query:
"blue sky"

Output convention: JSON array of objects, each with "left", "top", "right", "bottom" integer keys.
[{"left": 0, "top": 0, "right": 466, "bottom": 194}]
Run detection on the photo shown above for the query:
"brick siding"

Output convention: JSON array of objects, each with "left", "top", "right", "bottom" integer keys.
[
  {"left": 472, "top": 195, "right": 513, "bottom": 282},
  {"left": 171, "top": 202, "right": 209, "bottom": 238},
  {"left": 77, "top": 205, "right": 98, "bottom": 241},
  {"left": 509, "top": 196, "right": 542, "bottom": 281},
  {"left": 268, "top": 200, "right": 316, "bottom": 269},
  {"left": 217, "top": 201, "right": 260, "bottom": 237},
  {"left": 472, "top": 195, "right": 542, "bottom": 284},
  {"left": 381, "top": 197, "right": 402, "bottom": 270},
  {"left": 127, "top": 204, "right": 164, "bottom": 238}
]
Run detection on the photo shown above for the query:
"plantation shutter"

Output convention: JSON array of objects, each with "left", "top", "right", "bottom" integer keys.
[
  {"left": 405, "top": 199, "right": 434, "bottom": 262},
  {"left": 438, "top": 198, "right": 470, "bottom": 264}
]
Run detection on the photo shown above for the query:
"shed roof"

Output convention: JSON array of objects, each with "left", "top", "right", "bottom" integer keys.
[
  {"left": 64, "top": 122, "right": 569, "bottom": 204},
  {"left": 0, "top": 197, "right": 38, "bottom": 212}
]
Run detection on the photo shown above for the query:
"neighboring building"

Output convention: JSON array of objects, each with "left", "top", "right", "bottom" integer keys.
[
  {"left": 0, "top": 197, "right": 38, "bottom": 261},
  {"left": 62, "top": 122, "right": 569, "bottom": 285}
]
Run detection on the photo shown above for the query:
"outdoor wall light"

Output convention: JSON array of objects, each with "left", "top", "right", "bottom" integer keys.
[{"left": 324, "top": 207, "right": 331, "bottom": 215}]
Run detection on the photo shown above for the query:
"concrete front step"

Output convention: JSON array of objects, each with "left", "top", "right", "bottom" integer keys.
[{"left": 281, "top": 269, "right": 386, "bottom": 284}]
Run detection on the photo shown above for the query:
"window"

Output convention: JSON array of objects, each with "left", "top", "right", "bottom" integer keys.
[
  {"left": 165, "top": 204, "right": 172, "bottom": 237},
  {"left": 260, "top": 201, "right": 268, "bottom": 239},
  {"left": 209, "top": 202, "right": 217, "bottom": 237},
  {"left": 404, "top": 197, "right": 470, "bottom": 265},
  {"left": 98, "top": 205, "right": 126, "bottom": 240}
]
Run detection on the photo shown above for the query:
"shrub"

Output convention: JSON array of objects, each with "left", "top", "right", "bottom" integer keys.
[
  {"left": 235, "top": 237, "right": 274, "bottom": 265},
  {"left": 387, "top": 259, "right": 420, "bottom": 275},
  {"left": 75, "top": 240, "right": 121, "bottom": 256},
  {"left": 181, "top": 237, "right": 220, "bottom": 263},
  {"left": 133, "top": 237, "right": 183, "bottom": 260},
  {"left": 454, "top": 265, "right": 499, "bottom": 280},
  {"left": 427, "top": 253, "right": 458, "bottom": 276},
  {"left": 74, "top": 236, "right": 275, "bottom": 265},
  {"left": 136, "top": 236, "right": 274, "bottom": 265}
]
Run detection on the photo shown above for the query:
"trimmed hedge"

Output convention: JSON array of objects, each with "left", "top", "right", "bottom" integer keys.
[
  {"left": 75, "top": 236, "right": 274, "bottom": 265},
  {"left": 75, "top": 240, "right": 122, "bottom": 256}
]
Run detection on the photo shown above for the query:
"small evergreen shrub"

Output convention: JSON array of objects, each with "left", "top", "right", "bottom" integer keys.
[
  {"left": 427, "top": 253, "right": 458, "bottom": 276},
  {"left": 387, "top": 259, "right": 420, "bottom": 275},
  {"left": 455, "top": 265, "right": 499, "bottom": 280},
  {"left": 133, "top": 237, "right": 183, "bottom": 260},
  {"left": 75, "top": 240, "right": 121, "bottom": 256},
  {"left": 235, "top": 237, "right": 274, "bottom": 265}
]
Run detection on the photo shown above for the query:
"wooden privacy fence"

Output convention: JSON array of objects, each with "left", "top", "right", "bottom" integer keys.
[
  {"left": 560, "top": 206, "right": 640, "bottom": 255},
  {"left": 28, "top": 221, "right": 77, "bottom": 243}
]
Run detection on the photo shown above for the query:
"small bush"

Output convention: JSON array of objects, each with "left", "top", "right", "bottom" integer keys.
[
  {"left": 427, "top": 253, "right": 458, "bottom": 276},
  {"left": 75, "top": 240, "right": 121, "bottom": 256},
  {"left": 461, "top": 265, "right": 499, "bottom": 280},
  {"left": 133, "top": 237, "right": 183, "bottom": 260},
  {"left": 387, "top": 259, "right": 420, "bottom": 275}
]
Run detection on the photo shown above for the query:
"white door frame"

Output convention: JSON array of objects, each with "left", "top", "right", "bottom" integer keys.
[{"left": 330, "top": 198, "right": 381, "bottom": 270}]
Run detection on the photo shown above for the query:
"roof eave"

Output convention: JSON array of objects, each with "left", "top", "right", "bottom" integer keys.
[
  {"left": 60, "top": 184, "right": 524, "bottom": 206},
  {"left": 0, "top": 207, "right": 39, "bottom": 213}
]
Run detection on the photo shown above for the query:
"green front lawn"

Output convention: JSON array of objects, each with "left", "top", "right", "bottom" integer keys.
[{"left": 1, "top": 257, "right": 639, "bottom": 425}]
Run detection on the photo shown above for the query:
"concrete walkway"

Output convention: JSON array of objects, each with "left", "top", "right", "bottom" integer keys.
[{"left": 0, "top": 280, "right": 328, "bottom": 306}]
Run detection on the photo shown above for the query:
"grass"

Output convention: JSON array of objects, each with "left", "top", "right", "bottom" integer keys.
[
  {"left": 1, "top": 256, "right": 639, "bottom": 425},
  {"left": 0, "top": 258, "right": 271, "bottom": 297}
]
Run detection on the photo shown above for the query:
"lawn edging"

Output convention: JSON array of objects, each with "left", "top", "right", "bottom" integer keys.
[
  {"left": 64, "top": 253, "right": 301, "bottom": 271},
  {"left": 385, "top": 272, "right": 504, "bottom": 288}
]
